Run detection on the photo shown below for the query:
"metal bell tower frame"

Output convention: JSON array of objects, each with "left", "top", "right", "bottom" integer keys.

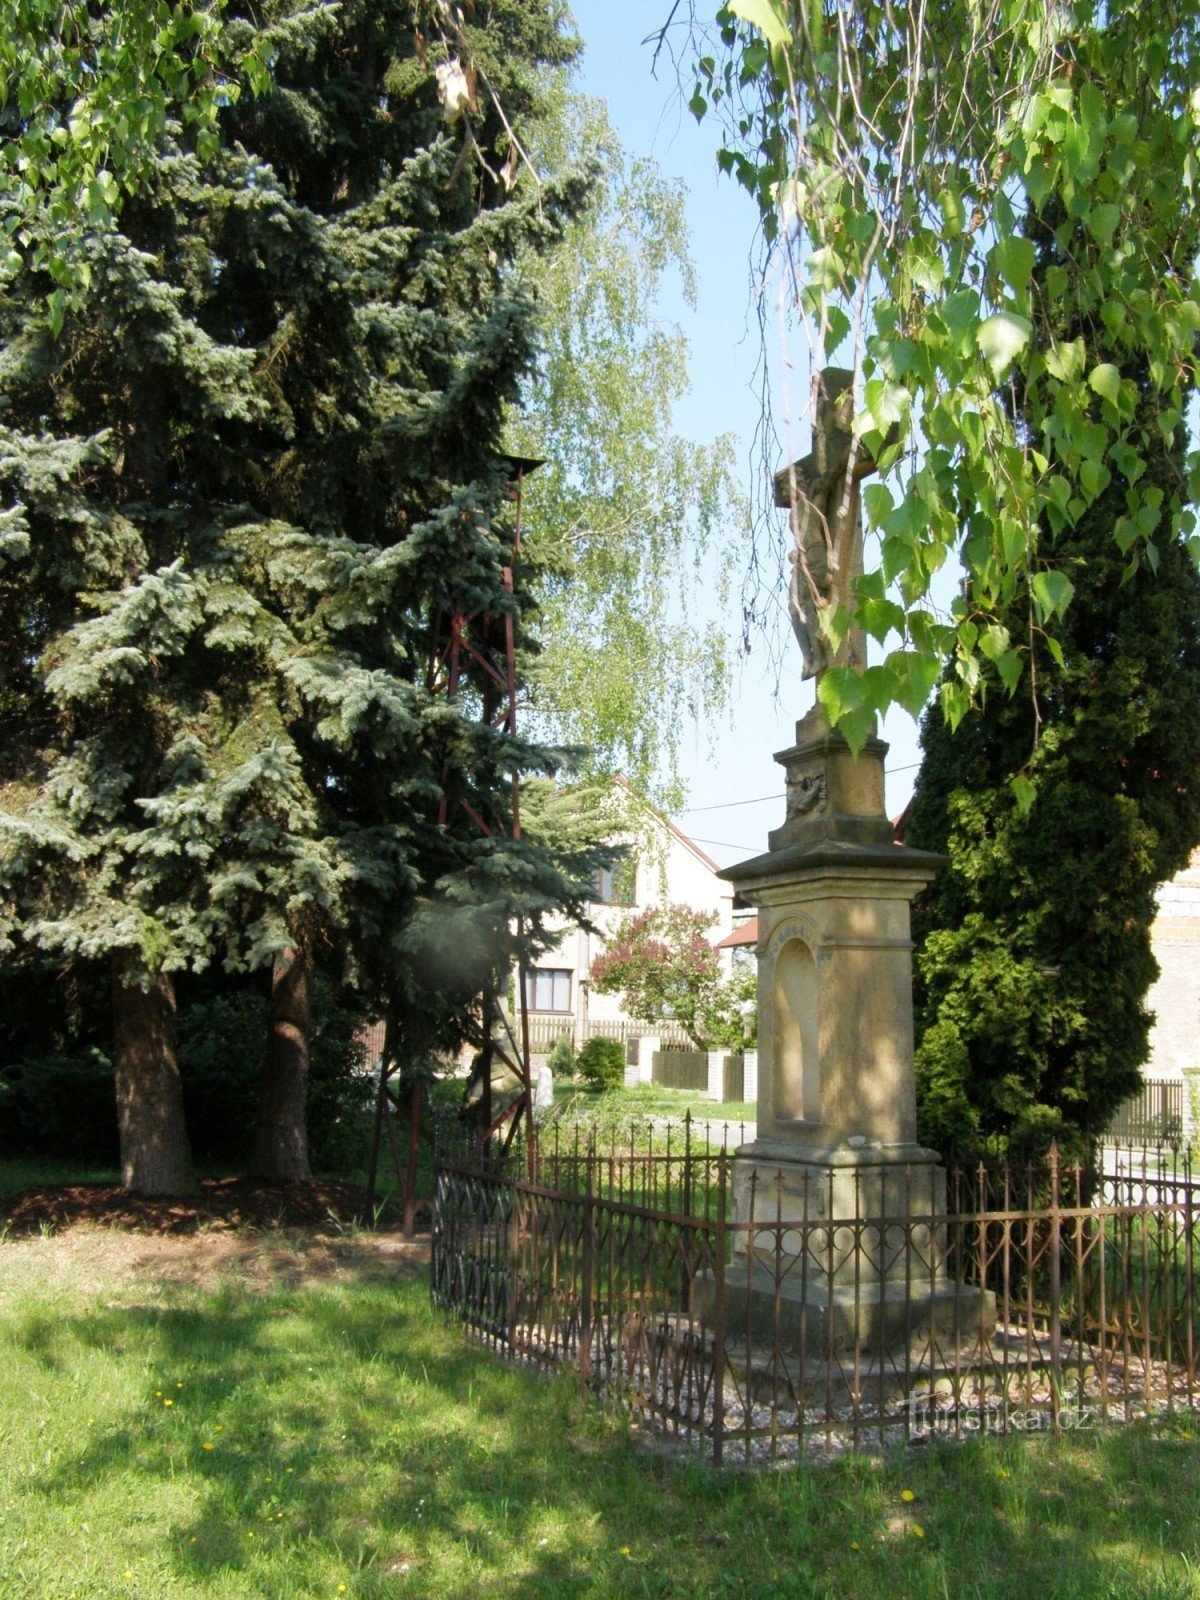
[{"left": 365, "top": 459, "right": 542, "bottom": 1231}]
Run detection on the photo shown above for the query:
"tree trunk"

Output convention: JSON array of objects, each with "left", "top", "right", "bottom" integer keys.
[
  {"left": 112, "top": 958, "right": 197, "bottom": 1195},
  {"left": 252, "top": 932, "right": 313, "bottom": 1180}
]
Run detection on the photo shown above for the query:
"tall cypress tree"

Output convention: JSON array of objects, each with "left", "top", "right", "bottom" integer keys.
[
  {"left": 0, "top": 0, "right": 594, "bottom": 1192},
  {"left": 906, "top": 219, "right": 1200, "bottom": 1163}
]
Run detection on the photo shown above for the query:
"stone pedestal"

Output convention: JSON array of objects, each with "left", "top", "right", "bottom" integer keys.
[
  {"left": 711, "top": 707, "right": 994, "bottom": 1351},
  {"left": 730, "top": 708, "right": 943, "bottom": 1149}
]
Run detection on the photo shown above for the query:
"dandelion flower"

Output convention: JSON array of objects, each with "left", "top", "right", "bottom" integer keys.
[
  {"left": 850, "top": 1542, "right": 860, "bottom": 1551},
  {"left": 164, "top": 1399, "right": 174, "bottom": 1408},
  {"left": 202, "top": 1442, "right": 214, "bottom": 1451},
  {"left": 176, "top": 1382, "right": 183, "bottom": 1389},
  {"left": 215, "top": 1425, "right": 224, "bottom": 1432},
  {"left": 124, "top": 1571, "right": 133, "bottom": 1580},
  {"left": 620, "top": 1547, "right": 632, "bottom": 1558},
  {"left": 247, "top": 1531, "right": 254, "bottom": 1539},
  {"left": 912, "top": 1524, "right": 925, "bottom": 1539},
  {"left": 901, "top": 1489, "right": 915, "bottom": 1503}
]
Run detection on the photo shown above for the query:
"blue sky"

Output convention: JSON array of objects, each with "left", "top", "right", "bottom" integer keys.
[{"left": 567, "top": 1, "right": 927, "bottom": 865}]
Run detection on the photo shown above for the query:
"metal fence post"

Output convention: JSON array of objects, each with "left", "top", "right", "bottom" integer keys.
[
  {"left": 580, "top": 1149, "right": 595, "bottom": 1391},
  {"left": 1049, "top": 1142, "right": 1062, "bottom": 1432},
  {"left": 430, "top": 1160, "right": 442, "bottom": 1301},
  {"left": 684, "top": 1111, "right": 693, "bottom": 1220},
  {"left": 1186, "top": 1151, "right": 1197, "bottom": 1408},
  {"left": 507, "top": 1174, "right": 522, "bottom": 1350},
  {"left": 712, "top": 1152, "right": 727, "bottom": 1467}
]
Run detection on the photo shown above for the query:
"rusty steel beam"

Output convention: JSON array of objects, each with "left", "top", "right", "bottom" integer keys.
[{"left": 367, "top": 463, "right": 541, "bottom": 1231}]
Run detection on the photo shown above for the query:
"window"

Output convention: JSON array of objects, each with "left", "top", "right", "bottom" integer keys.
[
  {"left": 526, "top": 967, "right": 572, "bottom": 1013},
  {"left": 593, "top": 858, "right": 636, "bottom": 905}
]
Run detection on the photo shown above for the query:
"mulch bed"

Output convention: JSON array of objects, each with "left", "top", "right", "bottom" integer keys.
[{"left": 1, "top": 1176, "right": 401, "bottom": 1237}]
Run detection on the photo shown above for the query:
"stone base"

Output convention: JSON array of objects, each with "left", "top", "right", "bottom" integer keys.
[
  {"left": 694, "top": 1256, "right": 995, "bottom": 1355},
  {"left": 730, "top": 1138, "right": 947, "bottom": 1288},
  {"left": 732, "top": 1134, "right": 945, "bottom": 1207},
  {"left": 692, "top": 1138, "right": 996, "bottom": 1357}
]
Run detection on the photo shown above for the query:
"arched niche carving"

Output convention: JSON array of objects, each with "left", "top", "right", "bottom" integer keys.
[{"left": 771, "top": 935, "right": 820, "bottom": 1123}]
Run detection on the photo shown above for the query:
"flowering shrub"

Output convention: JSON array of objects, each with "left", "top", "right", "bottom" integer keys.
[{"left": 589, "top": 905, "right": 723, "bottom": 1048}]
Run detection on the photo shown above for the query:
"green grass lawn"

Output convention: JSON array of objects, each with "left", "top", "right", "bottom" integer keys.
[
  {"left": 2, "top": 1226, "right": 1199, "bottom": 1599},
  {"left": 551, "top": 1082, "right": 756, "bottom": 1126}
]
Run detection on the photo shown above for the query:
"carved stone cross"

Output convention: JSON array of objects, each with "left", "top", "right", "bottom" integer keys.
[{"left": 774, "top": 367, "right": 880, "bottom": 683}]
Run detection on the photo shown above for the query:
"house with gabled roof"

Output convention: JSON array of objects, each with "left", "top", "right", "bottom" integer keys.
[{"left": 524, "top": 778, "right": 736, "bottom": 1053}]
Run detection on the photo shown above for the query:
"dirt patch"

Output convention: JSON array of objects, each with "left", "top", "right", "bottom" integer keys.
[
  {"left": 0, "top": 1218, "right": 431, "bottom": 1307},
  {"left": 0, "top": 1177, "right": 432, "bottom": 1302},
  {"left": 2, "top": 1175, "right": 393, "bottom": 1238}
]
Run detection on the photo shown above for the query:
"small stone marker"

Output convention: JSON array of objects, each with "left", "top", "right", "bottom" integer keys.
[{"left": 534, "top": 1060, "right": 554, "bottom": 1111}]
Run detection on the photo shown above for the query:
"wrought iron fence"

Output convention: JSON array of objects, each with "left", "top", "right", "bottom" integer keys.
[{"left": 432, "top": 1123, "right": 1200, "bottom": 1464}]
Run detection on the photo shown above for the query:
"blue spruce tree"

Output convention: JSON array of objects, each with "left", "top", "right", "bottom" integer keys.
[{"left": 0, "top": 0, "right": 596, "bottom": 1192}]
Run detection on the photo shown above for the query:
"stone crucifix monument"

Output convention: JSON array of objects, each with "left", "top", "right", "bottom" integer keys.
[{"left": 714, "top": 367, "right": 992, "bottom": 1350}]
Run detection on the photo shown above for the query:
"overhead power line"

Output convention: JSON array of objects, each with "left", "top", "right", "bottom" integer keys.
[
  {"left": 680, "top": 793, "right": 778, "bottom": 814},
  {"left": 678, "top": 761, "right": 922, "bottom": 816}
]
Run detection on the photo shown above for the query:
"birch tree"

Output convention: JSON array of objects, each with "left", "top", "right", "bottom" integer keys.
[{"left": 668, "top": 0, "right": 1200, "bottom": 793}]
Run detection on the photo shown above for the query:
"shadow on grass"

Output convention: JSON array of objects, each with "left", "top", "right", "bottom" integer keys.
[
  {"left": 5, "top": 1264, "right": 1200, "bottom": 1600},
  {"left": 0, "top": 1155, "right": 121, "bottom": 1197}
]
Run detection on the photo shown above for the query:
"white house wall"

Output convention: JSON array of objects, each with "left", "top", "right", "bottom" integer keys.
[
  {"left": 1146, "top": 849, "right": 1200, "bottom": 1076},
  {"left": 526, "top": 810, "right": 735, "bottom": 1043}
]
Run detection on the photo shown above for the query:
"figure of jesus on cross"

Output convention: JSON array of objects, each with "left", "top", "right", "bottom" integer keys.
[{"left": 774, "top": 367, "right": 881, "bottom": 683}]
